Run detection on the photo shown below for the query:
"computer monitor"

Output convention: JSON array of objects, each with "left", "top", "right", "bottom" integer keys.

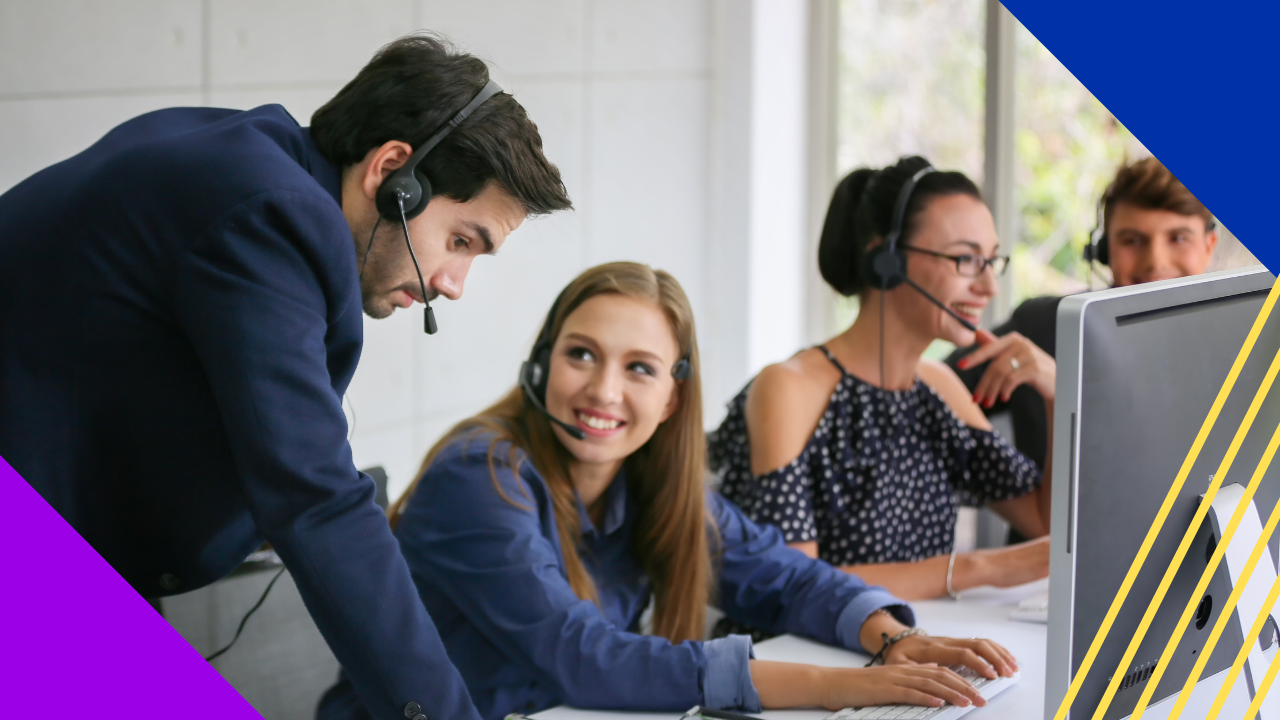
[{"left": 1046, "top": 265, "right": 1280, "bottom": 719}]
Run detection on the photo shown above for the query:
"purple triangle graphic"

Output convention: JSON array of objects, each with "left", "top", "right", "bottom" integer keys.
[{"left": 0, "top": 455, "right": 261, "bottom": 718}]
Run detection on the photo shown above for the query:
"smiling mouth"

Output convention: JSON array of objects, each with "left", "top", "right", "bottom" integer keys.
[
  {"left": 575, "top": 411, "right": 625, "bottom": 432},
  {"left": 952, "top": 302, "right": 985, "bottom": 320}
]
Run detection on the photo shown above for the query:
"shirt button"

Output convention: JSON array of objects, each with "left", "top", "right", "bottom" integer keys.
[
  {"left": 159, "top": 573, "right": 180, "bottom": 592},
  {"left": 404, "top": 702, "right": 421, "bottom": 718}
]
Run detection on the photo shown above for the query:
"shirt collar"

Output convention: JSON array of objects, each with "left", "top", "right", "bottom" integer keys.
[
  {"left": 299, "top": 126, "right": 344, "bottom": 209},
  {"left": 575, "top": 470, "right": 630, "bottom": 539}
]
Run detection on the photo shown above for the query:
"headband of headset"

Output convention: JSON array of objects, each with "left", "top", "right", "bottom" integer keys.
[
  {"left": 374, "top": 79, "right": 505, "bottom": 221},
  {"left": 863, "top": 164, "right": 936, "bottom": 290}
]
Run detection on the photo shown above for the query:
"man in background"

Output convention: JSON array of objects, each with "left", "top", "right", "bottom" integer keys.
[{"left": 948, "top": 157, "right": 1218, "bottom": 475}]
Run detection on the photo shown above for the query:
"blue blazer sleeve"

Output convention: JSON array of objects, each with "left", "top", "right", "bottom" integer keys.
[
  {"left": 713, "top": 493, "right": 914, "bottom": 652},
  {"left": 398, "top": 439, "right": 713, "bottom": 712},
  {"left": 171, "top": 192, "right": 479, "bottom": 720}
]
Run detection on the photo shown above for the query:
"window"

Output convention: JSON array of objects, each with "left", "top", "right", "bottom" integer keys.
[
  {"left": 828, "top": 0, "right": 1258, "bottom": 551},
  {"left": 833, "top": 0, "right": 985, "bottom": 338},
  {"left": 830, "top": 0, "right": 1257, "bottom": 334},
  {"left": 1012, "top": 25, "right": 1148, "bottom": 300},
  {"left": 835, "top": 0, "right": 986, "bottom": 182}
]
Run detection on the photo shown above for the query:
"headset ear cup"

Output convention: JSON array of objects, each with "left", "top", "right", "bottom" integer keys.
[
  {"left": 672, "top": 357, "right": 692, "bottom": 381},
  {"left": 861, "top": 246, "right": 885, "bottom": 289},
  {"left": 529, "top": 344, "right": 551, "bottom": 399},
  {"left": 519, "top": 360, "right": 538, "bottom": 392},
  {"left": 1097, "top": 233, "right": 1109, "bottom": 265},
  {"left": 863, "top": 245, "right": 906, "bottom": 290},
  {"left": 402, "top": 171, "right": 432, "bottom": 220},
  {"left": 375, "top": 173, "right": 422, "bottom": 220}
]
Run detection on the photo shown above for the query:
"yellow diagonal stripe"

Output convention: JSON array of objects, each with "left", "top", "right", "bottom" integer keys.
[
  {"left": 1052, "top": 276, "right": 1280, "bottom": 720},
  {"left": 1092, "top": 348, "right": 1280, "bottom": 720},
  {"left": 1206, "top": 550, "right": 1280, "bottom": 718},
  {"left": 1167, "top": 488, "right": 1280, "bottom": 720},
  {"left": 1148, "top": 421, "right": 1280, "bottom": 719},
  {"left": 1237, "top": 586, "right": 1280, "bottom": 720}
]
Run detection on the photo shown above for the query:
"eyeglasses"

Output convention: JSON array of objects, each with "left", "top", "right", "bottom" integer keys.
[{"left": 903, "top": 246, "right": 1010, "bottom": 278}]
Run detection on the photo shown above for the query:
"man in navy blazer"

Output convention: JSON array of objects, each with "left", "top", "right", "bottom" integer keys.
[{"left": 0, "top": 35, "right": 571, "bottom": 720}]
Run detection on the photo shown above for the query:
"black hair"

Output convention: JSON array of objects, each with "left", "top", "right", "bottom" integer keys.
[
  {"left": 818, "top": 155, "right": 983, "bottom": 296},
  {"left": 311, "top": 33, "right": 572, "bottom": 216}
]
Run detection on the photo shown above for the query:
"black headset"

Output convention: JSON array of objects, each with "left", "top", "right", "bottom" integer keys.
[
  {"left": 519, "top": 288, "right": 693, "bottom": 441},
  {"left": 375, "top": 79, "right": 504, "bottom": 221},
  {"left": 861, "top": 165, "right": 935, "bottom": 291},
  {"left": 1082, "top": 184, "right": 1113, "bottom": 266},
  {"left": 859, "top": 165, "right": 978, "bottom": 334},
  {"left": 1080, "top": 180, "right": 1217, "bottom": 271},
  {"left": 365, "top": 79, "right": 504, "bottom": 335}
]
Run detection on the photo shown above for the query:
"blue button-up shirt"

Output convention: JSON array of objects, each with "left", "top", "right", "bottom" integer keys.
[{"left": 322, "top": 433, "right": 912, "bottom": 720}]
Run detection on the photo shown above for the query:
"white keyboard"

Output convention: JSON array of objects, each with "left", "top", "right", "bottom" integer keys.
[
  {"left": 1009, "top": 591, "right": 1049, "bottom": 623},
  {"left": 823, "top": 664, "right": 1020, "bottom": 720}
]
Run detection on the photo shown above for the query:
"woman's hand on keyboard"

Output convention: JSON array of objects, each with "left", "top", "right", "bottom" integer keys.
[
  {"left": 817, "top": 664, "right": 985, "bottom": 710},
  {"left": 885, "top": 634, "right": 1018, "bottom": 680}
]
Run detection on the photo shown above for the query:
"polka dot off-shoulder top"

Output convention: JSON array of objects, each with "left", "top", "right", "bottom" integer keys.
[{"left": 710, "top": 346, "right": 1042, "bottom": 567}]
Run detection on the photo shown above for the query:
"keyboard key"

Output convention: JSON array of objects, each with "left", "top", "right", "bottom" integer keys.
[{"left": 825, "top": 664, "right": 1007, "bottom": 720}]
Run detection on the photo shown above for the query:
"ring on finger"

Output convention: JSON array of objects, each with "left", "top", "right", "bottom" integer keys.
[{"left": 1009, "top": 357, "right": 1020, "bottom": 371}]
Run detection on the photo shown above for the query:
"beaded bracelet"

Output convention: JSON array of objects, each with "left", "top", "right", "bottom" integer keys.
[{"left": 864, "top": 624, "right": 929, "bottom": 667}]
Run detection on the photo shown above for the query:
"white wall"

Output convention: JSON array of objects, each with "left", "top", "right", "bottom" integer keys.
[
  {"left": 707, "top": 0, "right": 819, "bottom": 414},
  {"left": 355, "top": 0, "right": 720, "bottom": 498},
  {"left": 747, "top": 0, "right": 810, "bottom": 373},
  {"left": 0, "top": 0, "right": 815, "bottom": 501}
]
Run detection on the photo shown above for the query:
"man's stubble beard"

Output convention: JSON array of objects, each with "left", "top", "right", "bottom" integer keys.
[{"left": 356, "top": 219, "right": 403, "bottom": 320}]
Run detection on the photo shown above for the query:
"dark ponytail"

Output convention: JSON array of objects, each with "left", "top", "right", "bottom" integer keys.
[{"left": 818, "top": 155, "right": 982, "bottom": 297}]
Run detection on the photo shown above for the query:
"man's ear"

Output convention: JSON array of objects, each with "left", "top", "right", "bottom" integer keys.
[
  {"left": 359, "top": 140, "right": 414, "bottom": 200},
  {"left": 1204, "top": 228, "right": 1220, "bottom": 256}
]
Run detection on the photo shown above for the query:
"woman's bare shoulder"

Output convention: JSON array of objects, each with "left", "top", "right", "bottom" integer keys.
[
  {"left": 744, "top": 348, "right": 844, "bottom": 474},
  {"left": 917, "top": 358, "right": 991, "bottom": 430}
]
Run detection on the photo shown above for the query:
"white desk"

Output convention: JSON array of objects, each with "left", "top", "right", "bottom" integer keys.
[{"left": 535, "top": 578, "right": 1254, "bottom": 720}]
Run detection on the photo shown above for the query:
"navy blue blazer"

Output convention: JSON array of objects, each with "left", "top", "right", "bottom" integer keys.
[{"left": 0, "top": 106, "right": 480, "bottom": 720}]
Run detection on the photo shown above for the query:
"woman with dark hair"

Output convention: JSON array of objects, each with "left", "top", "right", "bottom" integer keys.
[
  {"left": 320, "top": 261, "right": 1018, "bottom": 720},
  {"left": 711, "top": 156, "right": 1055, "bottom": 604}
]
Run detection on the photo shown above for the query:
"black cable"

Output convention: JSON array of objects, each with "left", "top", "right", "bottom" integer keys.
[
  {"left": 397, "top": 197, "right": 430, "bottom": 309},
  {"left": 697, "top": 710, "right": 763, "bottom": 720},
  {"left": 398, "top": 196, "right": 437, "bottom": 334},
  {"left": 864, "top": 631, "right": 893, "bottom": 667},
  {"left": 204, "top": 566, "right": 287, "bottom": 663},
  {"left": 359, "top": 217, "right": 381, "bottom": 281},
  {"left": 879, "top": 283, "right": 887, "bottom": 390}
]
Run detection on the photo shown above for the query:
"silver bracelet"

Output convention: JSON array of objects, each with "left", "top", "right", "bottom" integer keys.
[{"left": 946, "top": 549, "right": 960, "bottom": 599}]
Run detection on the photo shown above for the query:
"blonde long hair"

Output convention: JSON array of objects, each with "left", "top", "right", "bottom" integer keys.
[{"left": 389, "top": 262, "right": 714, "bottom": 643}]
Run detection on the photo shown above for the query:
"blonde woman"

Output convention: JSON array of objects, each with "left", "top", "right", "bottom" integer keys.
[{"left": 318, "top": 262, "right": 1017, "bottom": 720}]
